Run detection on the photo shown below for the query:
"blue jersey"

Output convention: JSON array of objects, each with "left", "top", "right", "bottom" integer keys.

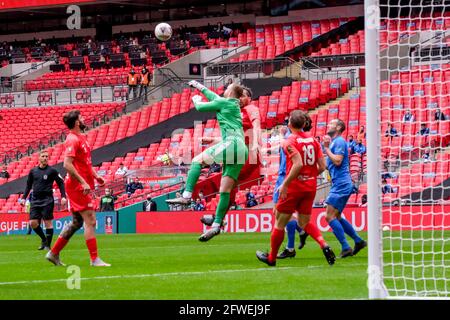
[
  {"left": 326, "top": 136, "right": 352, "bottom": 187},
  {"left": 277, "top": 130, "right": 291, "bottom": 177}
]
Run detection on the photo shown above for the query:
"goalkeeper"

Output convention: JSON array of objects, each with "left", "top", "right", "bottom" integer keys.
[{"left": 166, "top": 80, "right": 248, "bottom": 242}]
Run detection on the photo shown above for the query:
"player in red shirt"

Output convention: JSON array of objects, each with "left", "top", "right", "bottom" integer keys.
[
  {"left": 46, "top": 110, "right": 110, "bottom": 267},
  {"left": 200, "top": 86, "right": 262, "bottom": 226},
  {"left": 256, "top": 110, "right": 336, "bottom": 266}
]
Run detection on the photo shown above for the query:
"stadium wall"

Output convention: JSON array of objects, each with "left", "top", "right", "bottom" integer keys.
[
  {"left": 135, "top": 206, "right": 450, "bottom": 234},
  {"left": 0, "top": 211, "right": 117, "bottom": 235},
  {"left": 117, "top": 190, "right": 180, "bottom": 234}
]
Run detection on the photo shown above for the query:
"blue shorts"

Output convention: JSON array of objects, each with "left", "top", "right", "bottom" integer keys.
[
  {"left": 273, "top": 174, "right": 285, "bottom": 204},
  {"left": 325, "top": 183, "right": 354, "bottom": 214}
]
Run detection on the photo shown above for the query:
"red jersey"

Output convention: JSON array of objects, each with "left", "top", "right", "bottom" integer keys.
[
  {"left": 64, "top": 132, "right": 95, "bottom": 191},
  {"left": 282, "top": 131, "right": 323, "bottom": 192},
  {"left": 242, "top": 104, "right": 261, "bottom": 145}
]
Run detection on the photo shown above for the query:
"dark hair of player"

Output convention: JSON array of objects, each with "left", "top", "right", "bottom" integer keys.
[
  {"left": 63, "top": 110, "right": 81, "bottom": 129},
  {"left": 242, "top": 86, "right": 253, "bottom": 98},
  {"left": 303, "top": 113, "right": 312, "bottom": 132},
  {"left": 289, "top": 110, "right": 306, "bottom": 130},
  {"left": 336, "top": 119, "right": 346, "bottom": 133}
]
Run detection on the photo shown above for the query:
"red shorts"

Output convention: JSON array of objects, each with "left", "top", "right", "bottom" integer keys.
[
  {"left": 67, "top": 188, "right": 95, "bottom": 213},
  {"left": 276, "top": 189, "right": 316, "bottom": 215}
]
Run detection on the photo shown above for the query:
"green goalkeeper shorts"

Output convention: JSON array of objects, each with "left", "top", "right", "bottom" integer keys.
[{"left": 204, "top": 136, "right": 248, "bottom": 181}]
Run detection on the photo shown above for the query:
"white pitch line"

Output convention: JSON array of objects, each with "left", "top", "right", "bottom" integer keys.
[{"left": 0, "top": 263, "right": 367, "bottom": 286}]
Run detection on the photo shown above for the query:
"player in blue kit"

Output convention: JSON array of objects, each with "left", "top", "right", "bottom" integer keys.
[{"left": 322, "top": 119, "right": 367, "bottom": 258}]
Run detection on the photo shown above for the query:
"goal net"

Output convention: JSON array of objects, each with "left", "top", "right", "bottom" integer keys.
[{"left": 365, "top": 0, "right": 450, "bottom": 298}]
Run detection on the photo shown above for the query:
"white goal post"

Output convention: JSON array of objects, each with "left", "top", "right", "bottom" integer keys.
[{"left": 366, "top": 0, "right": 450, "bottom": 299}]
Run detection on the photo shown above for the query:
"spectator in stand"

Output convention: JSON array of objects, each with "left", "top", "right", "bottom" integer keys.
[
  {"left": 115, "top": 163, "right": 128, "bottom": 177},
  {"left": 193, "top": 198, "right": 206, "bottom": 211},
  {"left": 143, "top": 195, "right": 157, "bottom": 212},
  {"left": 159, "top": 149, "right": 173, "bottom": 166},
  {"left": 435, "top": 108, "right": 446, "bottom": 121},
  {"left": 402, "top": 109, "right": 415, "bottom": 122},
  {"left": 126, "top": 178, "right": 143, "bottom": 197},
  {"left": 382, "top": 179, "right": 396, "bottom": 194},
  {"left": 352, "top": 138, "right": 366, "bottom": 155},
  {"left": 245, "top": 188, "right": 258, "bottom": 208},
  {"left": 357, "top": 125, "right": 366, "bottom": 141},
  {"left": 99, "top": 188, "right": 117, "bottom": 212},
  {"left": 422, "top": 147, "right": 433, "bottom": 162},
  {"left": 139, "top": 66, "right": 151, "bottom": 103},
  {"left": 347, "top": 135, "right": 356, "bottom": 151},
  {"left": 360, "top": 194, "right": 367, "bottom": 207},
  {"left": 0, "top": 166, "right": 10, "bottom": 180},
  {"left": 418, "top": 123, "right": 430, "bottom": 136},
  {"left": 134, "top": 178, "right": 144, "bottom": 190},
  {"left": 126, "top": 178, "right": 136, "bottom": 197},
  {"left": 385, "top": 123, "right": 399, "bottom": 139},
  {"left": 283, "top": 116, "right": 289, "bottom": 126},
  {"left": 127, "top": 69, "right": 140, "bottom": 100}
]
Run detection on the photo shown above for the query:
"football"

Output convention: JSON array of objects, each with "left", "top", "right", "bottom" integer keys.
[{"left": 155, "top": 22, "right": 173, "bottom": 41}]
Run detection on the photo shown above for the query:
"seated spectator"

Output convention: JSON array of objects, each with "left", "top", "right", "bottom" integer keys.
[
  {"left": 158, "top": 149, "right": 173, "bottom": 166},
  {"left": 115, "top": 163, "right": 128, "bottom": 177},
  {"left": 382, "top": 179, "right": 396, "bottom": 194},
  {"left": 402, "top": 109, "right": 415, "bottom": 122},
  {"left": 143, "top": 195, "right": 157, "bottom": 212},
  {"left": 134, "top": 178, "right": 144, "bottom": 190},
  {"left": 193, "top": 198, "right": 205, "bottom": 211},
  {"left": 360, "top": 194, "right": 367, "bottom": 207},
  {"left": 435, "top": 108, "right": 446, "bottom": 121},
  {"left": 422, "top": 147, "right": 434, "bottom": 162},
  {"left": 418, "top": 123, "right": 430, "bottom": 136},
  {"left": 381, "top": 172, "right": 397, "bottom": 180},
  {"left": 347, "top": 135, "right": 356, "bottom": 151},
  {"left": 245, "top": 188, "right": 258, "bottom": 208},
  {"left": 0, "top": 166, "right": 10, "bottom": 180},
  {"left": 385, "top": 123, "right": 399, "bottom": 139},
  {"left": 126, "top": 178, "right": 143, "bottom": 197},
  {"left": 352, "top": 138, "right": 366, "bottom": 155}
]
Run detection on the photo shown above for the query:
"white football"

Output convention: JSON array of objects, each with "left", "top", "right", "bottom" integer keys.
[
  {"left": 382, "top": 225, "right": 390, "bottom": 231},
  {"left": 155, "top": 22, "right": 173, "bottom": 41}
]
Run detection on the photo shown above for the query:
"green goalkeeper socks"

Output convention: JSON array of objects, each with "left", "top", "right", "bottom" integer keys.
[
  {"left": 185, "top": 162, "right": 202, "bottom": 193},
  {"left": 213, "top": 192, "right": 231, "bottom": 225}
]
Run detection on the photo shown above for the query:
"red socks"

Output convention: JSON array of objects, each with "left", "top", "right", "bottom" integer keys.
[
  {"left": 269, "top": 228, "right": 285, "bottom": 263},
  {"left": 51, "top": 237, "right": 68, "bottom": 255},
  {"left": 304, "top": 223, "right": 327, "bottom": 249},
  {"left": 86, "top": 238, "right": 98, "bottom": 261}
]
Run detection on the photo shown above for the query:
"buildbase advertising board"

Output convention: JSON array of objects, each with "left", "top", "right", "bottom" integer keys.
[
  {"left": 136, "top": 206, "right": 450, "bottom": 234},
  {"left": 0, "top": 211, "right": 117, "bottom": 235}
]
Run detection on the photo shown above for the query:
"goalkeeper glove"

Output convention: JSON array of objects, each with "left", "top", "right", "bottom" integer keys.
[{"left": 188, "top": 80, "right": 206, "bottom": 91}]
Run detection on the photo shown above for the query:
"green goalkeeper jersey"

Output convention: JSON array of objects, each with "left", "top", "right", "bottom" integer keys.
[{"left": 194, "top": 88, "right": 245, "bottom": 142}]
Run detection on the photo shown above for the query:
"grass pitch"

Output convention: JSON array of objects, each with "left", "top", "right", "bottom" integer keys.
[{"left": 0, "top": 232, "right": 369, "bottom": 300}]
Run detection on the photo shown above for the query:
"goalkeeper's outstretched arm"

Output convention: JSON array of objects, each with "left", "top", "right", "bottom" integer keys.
[{"left": 192, "top": 95, "right": 222, "bottom": 112}]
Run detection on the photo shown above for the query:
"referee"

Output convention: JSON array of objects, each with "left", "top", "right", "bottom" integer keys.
[{"left": 20, "top": 150, "right": 67, "bottom": 250}]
